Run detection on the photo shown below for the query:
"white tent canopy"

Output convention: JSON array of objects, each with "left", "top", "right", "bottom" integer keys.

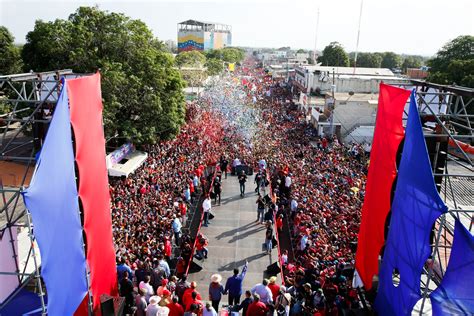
[{"left": 106, "top": 143, "right": 148, "bottom": 177}]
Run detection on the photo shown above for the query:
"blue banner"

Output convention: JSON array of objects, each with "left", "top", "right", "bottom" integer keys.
[
  {"left": 23, "top": 81, "right": 88, "bottom": 316},
  {"left": 430, "top": 220, "right": 474, "bottom": 315},
  {"left": 374, "top": 91, "right": 447, "bottom": 315}
]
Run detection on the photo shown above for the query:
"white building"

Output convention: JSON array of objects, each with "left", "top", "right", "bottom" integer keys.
[{"left": 293, "top": 65, "right": 408, "bottom": 94}]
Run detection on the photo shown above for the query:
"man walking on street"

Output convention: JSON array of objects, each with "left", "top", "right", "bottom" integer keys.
[
  {"left": 238, "top": 170, "right": 247, "bottom": 197},
  {"left": 224, "top": 261, "right": 248, "bottom": 306},
  {"left": 202, "top": 195, "right": 212, "bottom": 227},
  {"left": 256, "top": 194, "right": 265, "bottom": 224},
  {"left": 220, "top": 155, "right": 229, "bottom": 179}
]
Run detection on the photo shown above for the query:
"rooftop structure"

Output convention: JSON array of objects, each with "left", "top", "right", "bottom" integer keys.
[{"left": 177, "top": 19, "right": 232, "bottom": 52}]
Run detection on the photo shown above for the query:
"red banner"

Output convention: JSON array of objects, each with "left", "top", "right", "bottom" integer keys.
[
  {"left": 68, "top": 73, "right": 118, "bottom": 313},
  {"left": 355, "top": 83, "right": 410, "bottom": 290}
]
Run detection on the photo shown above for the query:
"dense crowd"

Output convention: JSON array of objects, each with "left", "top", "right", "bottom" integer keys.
[
  {"left": 112, "top": 57, "right": 368, "bottom": 315},
  {"left": 236, "top": 60, "right": 368, "bottom": 315}
]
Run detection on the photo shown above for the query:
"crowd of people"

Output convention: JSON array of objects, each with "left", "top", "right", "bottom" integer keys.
[
  {"left": 111, "top": 57, "right": 369, "bottom": 315},
  {"left": 238, "top": 60, "right": 368, "bottom": 315}
]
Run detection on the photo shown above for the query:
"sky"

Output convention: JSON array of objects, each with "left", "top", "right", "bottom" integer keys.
[{"left": 1, "top": 0, "right": 473, "bottom": 56}]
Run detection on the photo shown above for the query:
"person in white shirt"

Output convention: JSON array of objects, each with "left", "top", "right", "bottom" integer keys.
[
  {"left": 290, "top": 199, "right": 298, "bottom": 212},
  {"left": 202, "top": 302, "right": 217, "bottom": 316},
  {"left": 232, "top": 158, "right": 241, "bottom": 167},
  {"left": 202, "top": 196, "right": 212, "bottom": 227},
  {"left": 285, "top": 175, "right": 292, "bottom": 188},
  {"left": 139, "top": 275, "right": 154, "bottom": 303},
  {"left": 284, "top": 174, "right": 292, "bottom": 197},
  {"left": 172, "top": 216, "right": 182, "bottom": 245},
  {"left": 158, "top": 254, "right": 170, "bottom": 278},
  {"left": 300, "top": 234, "right": 309, "bottom": 252},
  {"left": 146, "top": 296, "right": 170, "bottom": 316},
  {"left": 250, "top": 279, "right": 273, "bottom": 305}
]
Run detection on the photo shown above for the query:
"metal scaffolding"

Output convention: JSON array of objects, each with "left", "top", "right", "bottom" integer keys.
[
  {"left": 0, "top": 70, "right": 82, "bottom": 313},
  {"left": 397, "top": 80, "right": 473, "bottom": 314}
]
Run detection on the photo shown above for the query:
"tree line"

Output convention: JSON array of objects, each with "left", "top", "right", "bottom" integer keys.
[
  {"left": 317, "top": 41, "right": 426, "bottom": 71},
  {"left": 314, "top": 37, "right": 473, "bottom": 88},
  {"left": 175, "top": 47, "right": 245, "bottom": 75}
]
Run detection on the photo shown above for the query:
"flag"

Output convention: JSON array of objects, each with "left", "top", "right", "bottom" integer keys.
[
  {"left": 68, "top": 73, "right": 118, "bottom": 314},
  {"left": 430, "top": 220, "right": 474, "bottom": 315},
  {"left": 23, "top": 82, "right": 88, "bottom": 316},
  {"left": 355, "top": 83, "right": 410, "bottom": 289},
  {"left": 374, "top": 91, "right": 447, "bottom": 315}
]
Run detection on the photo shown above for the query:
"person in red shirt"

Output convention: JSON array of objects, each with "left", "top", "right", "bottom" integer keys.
[
  {"left": 246, "top": 294, "right": 268, "bottom": 316},
  {"left": 164, "top": 237, "right": 172, "bottom": 259},
  {"left": 167, "top": 296, "right": 184, "bottom": 316},
  {"left": 182, "top": 282, "right": 202, "bottom": 308},
  {"left": 276, "top": 214, "right": 283, "bottom": 234},
  {"left": 179, "top": 200, "right": 187, "bottom": 222},
  {"left": 268, "top": 277, "right": 280, "bottom": 302},
  {"left": 185, "top": 291, "right": 203, "bottom": 312},
  {"left": 176, "top": 257, "right": 186, "bottom": 278}
]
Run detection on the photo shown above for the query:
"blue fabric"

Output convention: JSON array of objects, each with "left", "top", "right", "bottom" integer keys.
[
  {"left": 0, "top": 288, "right": 47, "bottom": 316},
  {"left": 374, "top": 91, "right": 448, "bottom": 315},
  {"left": 430, "top": 220, "right": 474, "bottom": 315},
  {"left": 23, "top": 82, "right": 88, "bottom": 316}
]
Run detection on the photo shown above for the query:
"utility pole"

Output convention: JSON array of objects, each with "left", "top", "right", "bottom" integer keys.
[
  {"left": 353, "top": 0, "right": 364, "bottom": 74},
  {"left": 313, "top": 7, "right": 320, "bottom": 64},
  {"left": 330, "top": 68, "right": 336, "bottom": 136}
]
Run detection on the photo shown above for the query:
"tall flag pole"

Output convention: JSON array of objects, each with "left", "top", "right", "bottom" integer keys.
[
  {"left": 353, "top": 0, "right": 364, "bottom": 74},
  {"left": 313, "top": 7, "right": 320, "bottom": 64}
]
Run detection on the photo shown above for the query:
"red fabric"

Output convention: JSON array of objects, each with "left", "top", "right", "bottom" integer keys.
[
  {"left": 268, "top": 283, "right": 280, "bottom": 301},
  {"left": 167, "top": 302, "right": 184, "bottom": 316},
  {"left": 355, "top": 83, "right": 410, "bottom": 290},
  {"left": 68, "top": 73, "right": 118, "bottom": 313},
  {"left": 247, "top": 301, "right": 268, "bottom": 315}
]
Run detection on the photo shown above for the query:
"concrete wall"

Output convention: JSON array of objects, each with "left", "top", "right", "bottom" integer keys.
[
  {"left": 312, "top": 77, "right": 408, "bottom": 94},
  {"left": 333, "top": 100, "right": 377, "bottom": 135}
]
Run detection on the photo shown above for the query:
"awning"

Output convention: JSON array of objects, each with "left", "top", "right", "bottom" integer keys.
[{"left": 108, "top": 151, "right": 148, "bottom": 177}]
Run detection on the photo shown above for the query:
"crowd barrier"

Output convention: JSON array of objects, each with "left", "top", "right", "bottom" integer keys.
[
  {"left": 185, "top": 164, "right": 220, "bottom": 276},
  {"left": 267, "top": 169, "right": 285, "bottom": 285}
]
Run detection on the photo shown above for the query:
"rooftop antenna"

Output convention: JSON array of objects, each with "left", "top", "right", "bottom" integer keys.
[
  {"left": 313, "top": 7, "right": 320, "bottom": 64},
  {"left": 353, "top": 0, "right": 364, "bottom": 74}
]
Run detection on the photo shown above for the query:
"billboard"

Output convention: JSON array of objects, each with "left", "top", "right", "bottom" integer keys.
[{"left": 178, "top": 31, "right": 204, "bottom": 52}]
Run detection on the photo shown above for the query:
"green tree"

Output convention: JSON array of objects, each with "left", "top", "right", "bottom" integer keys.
[
  {"left": 401, "top": 55, "right": 423, "bottom": 72},
  {"left": 221, "top": 47, "right": 245, "bottom": 64},
  {"left": 381, "top": 52, "right": 401, "bottom": 69},
  {"left": 205, "top": 49, "right": 223, "bottom": 60},
  {"left": 205, "top": 58, "right": 224, "bottom": 76},
  {"left": 318, "top": 42, "right": 349, "bottom": 67},
  {"left": 0, "top": 26, "right": 23, "bottom": 75},
  {"left": 175, "top": 50, "right": 206, "bottom": 68},
  {"left": 296, "top": 49, "right": 306, "bottom": 53},
  {"left": 22, "top": 6, "right": 186, "bottom": 144},
  {"left": 355, "top": 52, "right": 383, "bottom": 68},
  {"left": 427, "top": 35, "right": 474, "bottom": 87}
]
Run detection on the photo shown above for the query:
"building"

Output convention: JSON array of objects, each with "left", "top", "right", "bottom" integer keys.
[
  {"left": 406, "top": 67, "right": 429, "bottom": 79},
  {"left": 299, "top": 91, "right": 378, "bottom": 140},
  {"left": 177, "top": 19, "right": 232, "bottom": 52},
  {"left": 293, "top": 65, "right": 408, "bottom": 94}
]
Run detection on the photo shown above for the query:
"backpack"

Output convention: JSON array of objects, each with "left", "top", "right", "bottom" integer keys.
[{"left": 276, "top": 295, "right": 289, "bottom": 315}]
